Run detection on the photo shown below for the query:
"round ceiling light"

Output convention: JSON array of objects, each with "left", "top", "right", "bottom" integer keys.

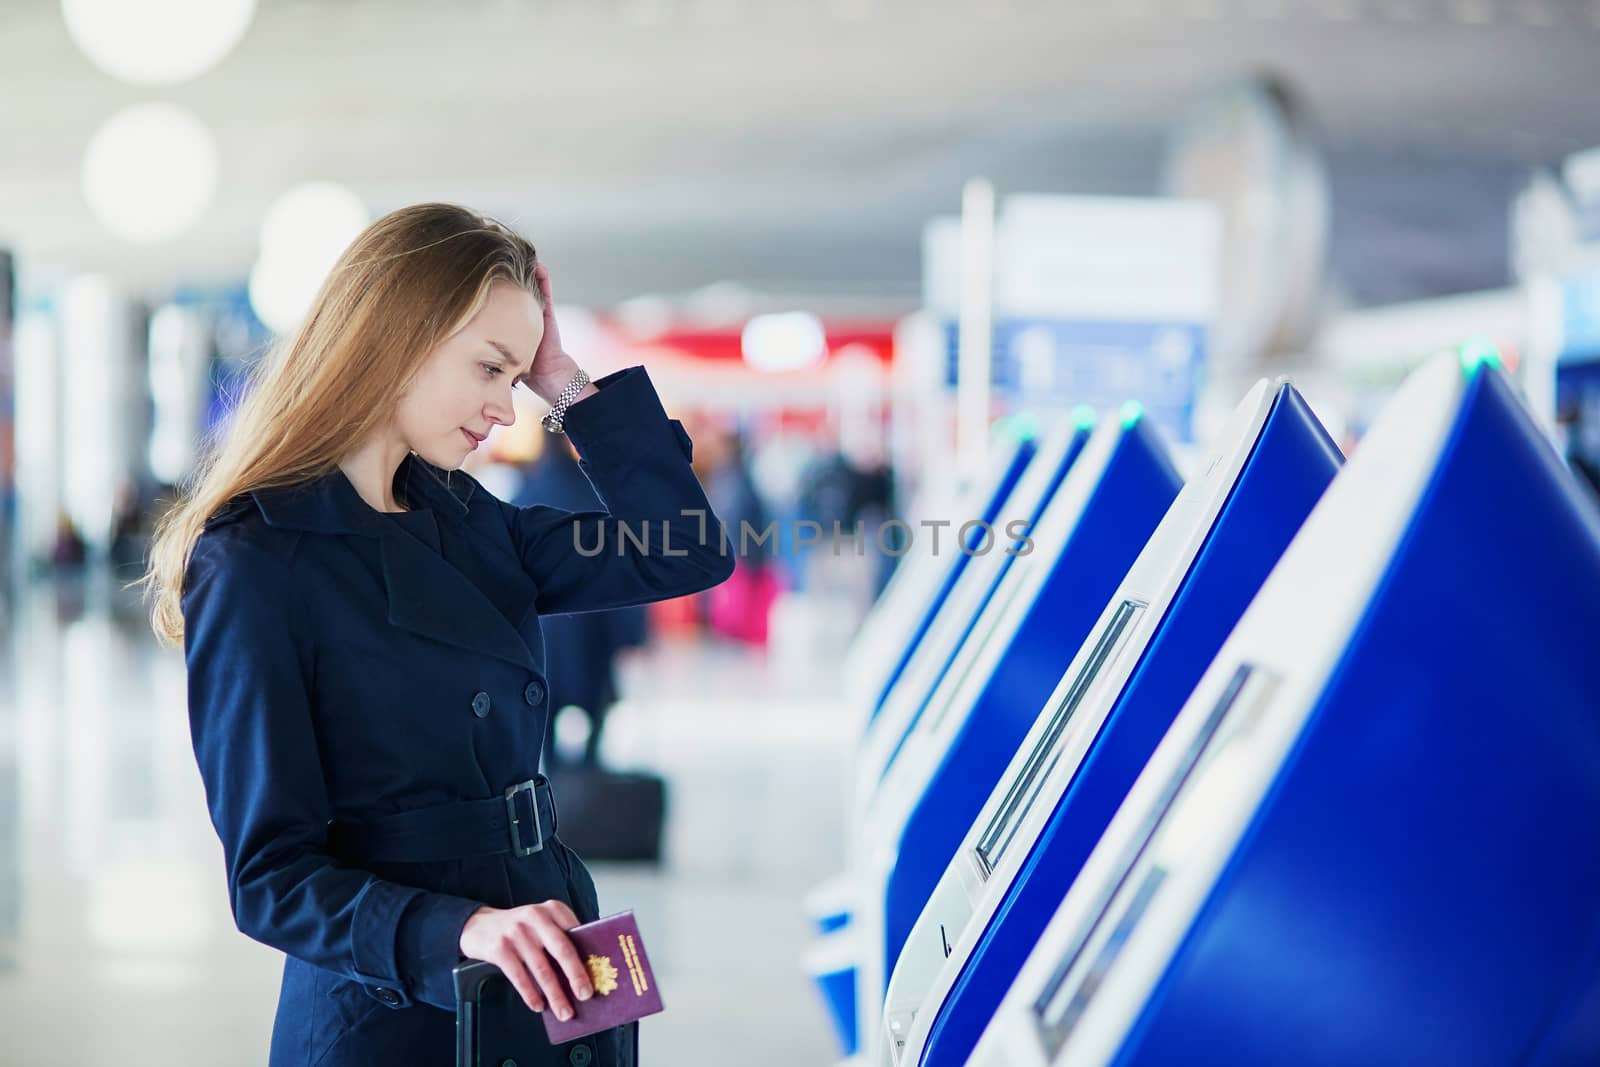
[
  {"left": 742, "top": 311, "right": 828, "bottom": 373},
  {"left": 258, "top": 181, "right": 370, "bottom": 267},
  {"left": 249, "top": 181, "right": 370, "bottom": 334},
  {"left": 62, "top": 0, "right": 257, "bottom": 86},
  {"left": 81, "top": 102, "right": 218, "bottom": 243}
]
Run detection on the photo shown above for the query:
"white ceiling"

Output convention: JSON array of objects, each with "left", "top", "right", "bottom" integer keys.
[{"left": 2, "top": 0, "right": 1598, "bottom": 307}]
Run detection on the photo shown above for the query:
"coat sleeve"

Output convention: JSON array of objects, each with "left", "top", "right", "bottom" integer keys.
[
  {"left": 503, "top": 365, "right": 738, "bottom": 616},
  {"left": 183, "top": 526, "right": 485, "bottom": 1012}
]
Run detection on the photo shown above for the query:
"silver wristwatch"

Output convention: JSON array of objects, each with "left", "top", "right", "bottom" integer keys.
[{"left": 540, "top": 369, "right": 591, "bottom": 434}]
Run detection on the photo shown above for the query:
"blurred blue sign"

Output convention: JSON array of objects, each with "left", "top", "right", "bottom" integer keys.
[
  {"left": 925, "top": 195, "right": 1218, "bottom": 444},
  {"left": 1561, "top": 271, "right": 1600, "bottom": 360},
  {"left": 943, "top": 318, "right": 1205, "bottom": 442}
]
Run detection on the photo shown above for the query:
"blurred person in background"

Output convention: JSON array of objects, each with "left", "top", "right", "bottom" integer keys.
[
  {"left": 1557, "top": 398, "right": 1600, "bottom": 499},
  {"left": 795, "top": 434, "right": 898, "bottom": 601},
  {"left": 513, "top": 432, "right": 649, "bottom": 768},
  {"left": 48, "top": 509, "right": 86, "bottom": 571},
  {"left": 110, "top": 481, "right": 152, "bottom": 580},
  {"left": 140, "top": 203, "right": 733, "bottom": 1067},
  {"left": 695, "top": 421, "right": 778, "bottom": 644}
]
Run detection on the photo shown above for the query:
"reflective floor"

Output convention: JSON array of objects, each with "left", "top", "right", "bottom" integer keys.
[{"left": 0, "top": 575, "right": 854, "bottom": 1066}]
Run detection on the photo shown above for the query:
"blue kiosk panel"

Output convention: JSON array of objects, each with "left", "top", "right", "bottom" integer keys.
[
  {"left": 870, "top": 437, "right": 1038, "bottom": 722},
  {"left": 875, "top": 427, "right": 1091, "bottom": 780},
  {"left": 809, "top": 427, "right": 1090, "bottom": 1056},
  {"left": 880, "top": 419, "right": 1182, "bottom": 988},
  {"left": 1096, "top": 367, "right": 1600, "bottom": 1064},
  {"left": 917, "top": 385, "right": 1343, "bottom": 1065}
]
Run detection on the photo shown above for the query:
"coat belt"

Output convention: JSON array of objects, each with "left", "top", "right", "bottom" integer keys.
[{"left": 326, "top": 775, "right": 557, "bottom": 864}]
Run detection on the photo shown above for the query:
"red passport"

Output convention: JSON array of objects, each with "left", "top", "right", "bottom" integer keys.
[{"left": 541, "top": 910, "right": 664, "bottom": 1044}]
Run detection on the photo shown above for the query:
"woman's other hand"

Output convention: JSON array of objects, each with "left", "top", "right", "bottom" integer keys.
[
  {"left": 526, "top": 263, "right": 600, "bottom": 409},
  {"left": 527, "top": 263, "right": 571, "bottom": 398},
  {"left": 459, "top": 900, "right": 595, "bottom": 1019}
]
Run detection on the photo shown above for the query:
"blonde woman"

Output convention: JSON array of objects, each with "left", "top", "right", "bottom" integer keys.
[{"left": 143, "top": 203, "right": 734, "bottom": 1066}]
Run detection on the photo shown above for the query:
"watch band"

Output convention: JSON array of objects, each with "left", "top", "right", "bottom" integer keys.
[{"left": 540, "top": 369, "right": 591, "bottom": 434}]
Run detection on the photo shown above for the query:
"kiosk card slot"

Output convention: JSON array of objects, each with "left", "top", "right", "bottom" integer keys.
[
  {"left": 1032, "top": 663, "right": 1277, "bottom": 1057},
  {"left": 974, "top": 599, "right": 1148, "bottom": 879}
]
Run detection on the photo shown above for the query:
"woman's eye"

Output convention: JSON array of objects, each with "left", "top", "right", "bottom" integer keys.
[{"left": 481, "top": 363, "right": 503, "bottom": 378}]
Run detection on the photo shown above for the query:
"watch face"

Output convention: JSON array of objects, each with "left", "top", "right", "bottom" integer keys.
[{"left": 1163, "top": 74, "right": 1329, "bottom": 370}]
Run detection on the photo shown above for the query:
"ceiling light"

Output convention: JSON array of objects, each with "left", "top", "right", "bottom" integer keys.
[
  {"left": 258, "top": 180, "right": 369, "bottom": 266},
  {"left": 81, "top": 102, "right": 217, "bottom": 243},
  {"left": 61, "top": 0, "right": 256, "bottom": 86},
  {"left": 249, "top": 181, "right": 369, "bottom": 334},
  {"left": 742, "top": 312, "right": 828, "bottom": 373},
  {"left": 614, "top": 294, "right": 675, "bottom": 339}
]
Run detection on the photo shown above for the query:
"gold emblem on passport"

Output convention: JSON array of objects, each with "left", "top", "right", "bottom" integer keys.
[{"left": 587, "top": 953, "right": 619, "bottom": 996}]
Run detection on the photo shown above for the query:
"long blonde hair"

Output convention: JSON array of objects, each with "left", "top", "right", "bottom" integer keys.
[{"left": 139, "top": 202, "right": 541, "bottom": 647}]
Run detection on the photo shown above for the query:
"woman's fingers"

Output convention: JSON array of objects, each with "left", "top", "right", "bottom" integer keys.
[
  {"left": 532, "top": 901, "right": 591, "bottom": 1000},
  {"left": 465, "top": 901, "right": 592, "bottom": 1019},
  {"left": 516, "top": 923, "right": 575, "bottom": 1020},
  {"left": 538, "top": 917, "right": 594, "bottom": 1003},
  {"left": 494, "top": 942, "right": 546, "bottom": 1014}
]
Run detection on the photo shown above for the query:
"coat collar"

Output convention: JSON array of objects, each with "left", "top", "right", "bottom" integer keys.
[
  {"left": 250, "top": 453, "right": 474, "bottom": 537},
  {"left": 249, "top": 455, "right": 538, "bottom": 671}
]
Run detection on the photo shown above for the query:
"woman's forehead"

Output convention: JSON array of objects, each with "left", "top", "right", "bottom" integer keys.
[{"left": 461, "top": 282, "right": 543, "bottom": 352}]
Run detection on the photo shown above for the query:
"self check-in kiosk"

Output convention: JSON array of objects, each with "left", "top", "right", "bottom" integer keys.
[
  {"left": 852, "top": 416, "right": 1092, "bottom": 810},
  {"left": 843, "top": 410, "right": 1181, "bottom": 1057},
  {"left": 968, "top": 353, "right": 1600, "bottom": 1066},
  {"left": 819, "top": 421, "right": 1081, "bottom": 927},
  {"left": 808, "top": 415, "right": 1093, "bottom": 1054},
  {"left": 815, "top": 436, "right": 1037, "bottom": 942},
  {"left": 878, "top": 380, "right": 1342, "bottom": 1066},
  {"left": 846, "top": 433, "right": 1037, "bottom": 729}
]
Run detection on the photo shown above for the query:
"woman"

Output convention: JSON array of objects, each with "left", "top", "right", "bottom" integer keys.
[{"left": 142, "top": 203, "right": 735, "bottom": 1066}]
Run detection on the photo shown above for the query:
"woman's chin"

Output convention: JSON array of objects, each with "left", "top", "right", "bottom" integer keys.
[{"left": 414, "top": 447, "right": 465, "bottom": 472}]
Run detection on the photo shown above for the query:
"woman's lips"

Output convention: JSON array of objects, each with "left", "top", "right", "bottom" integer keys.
[{"left": 462, "top": 428, "right": 481, "bottom": 449}]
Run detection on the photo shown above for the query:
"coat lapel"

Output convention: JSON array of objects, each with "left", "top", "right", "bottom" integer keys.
[
  {"left": 251, "top": 455, "right": 538, "bottom": 670},
  {"left": 376, "top": 528, "right": 536, "bottom": 669}
]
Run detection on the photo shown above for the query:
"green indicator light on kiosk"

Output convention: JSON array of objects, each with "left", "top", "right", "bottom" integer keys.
[
  {"left": 1119, "top": 400, "right": 1144, "bottom": 428},
  {"left": 1071, "top": 404, "right": 1097, "bottom": 430},
  {"left": 1000, "top": 412, "right": 1042, "bottom": 442},
  {"left": 1459, "top": 337, "right": 1503, "bottom": 375}
]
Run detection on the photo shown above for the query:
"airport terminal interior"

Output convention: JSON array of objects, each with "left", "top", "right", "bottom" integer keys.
[{"left": 3, "top": 2, "right": 1600, "bottom": 1065}]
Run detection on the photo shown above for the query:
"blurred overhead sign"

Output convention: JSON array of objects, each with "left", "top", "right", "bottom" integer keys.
[{"left": 925, "top": 194, "right": 1219, "bottom": 442}]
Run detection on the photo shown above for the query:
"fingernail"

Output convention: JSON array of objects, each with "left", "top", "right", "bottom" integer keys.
[
  {"left": 558, "top": 1008, "right": 573, "bottom": 1021},
  {"left": 579, "top": 987, "right": 593, "bottom": 1001}
]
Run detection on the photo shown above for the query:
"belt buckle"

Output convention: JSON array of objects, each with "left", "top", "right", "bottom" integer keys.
[{"left": 504, "top": 779, "right": 544, "bottom": 857}]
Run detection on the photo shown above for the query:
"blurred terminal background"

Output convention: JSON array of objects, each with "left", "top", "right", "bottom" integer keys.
[{"left": 1, "top": 1, "right": 1599, "bottom": 1064}]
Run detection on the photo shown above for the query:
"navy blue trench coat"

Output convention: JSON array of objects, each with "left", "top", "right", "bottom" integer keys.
[{"left": 181, "top": 367, "right": 734, "bottom": 1067}]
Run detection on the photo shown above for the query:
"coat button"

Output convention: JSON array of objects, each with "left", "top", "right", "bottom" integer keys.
[
  {"left": 524, "top": 680, "right": 546, "bottom": 706},
  {"left": 375, "top": 987, "right": 401, "bottom": 1007},
  {"left": 471, "top": 691, "right": 491, "bottom": 718},
  {"left": 567, "top": 1045, "right": 592, "bottom": 1067}
]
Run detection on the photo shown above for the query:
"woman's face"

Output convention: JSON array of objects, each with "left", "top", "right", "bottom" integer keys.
[{"left": 394, "top": 279, "right": 544, "bottom": 470}]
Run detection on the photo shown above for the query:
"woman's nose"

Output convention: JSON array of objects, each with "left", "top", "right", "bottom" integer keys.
[{"left": 487, "top": 398, "right": 516, "bottom": 428}]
